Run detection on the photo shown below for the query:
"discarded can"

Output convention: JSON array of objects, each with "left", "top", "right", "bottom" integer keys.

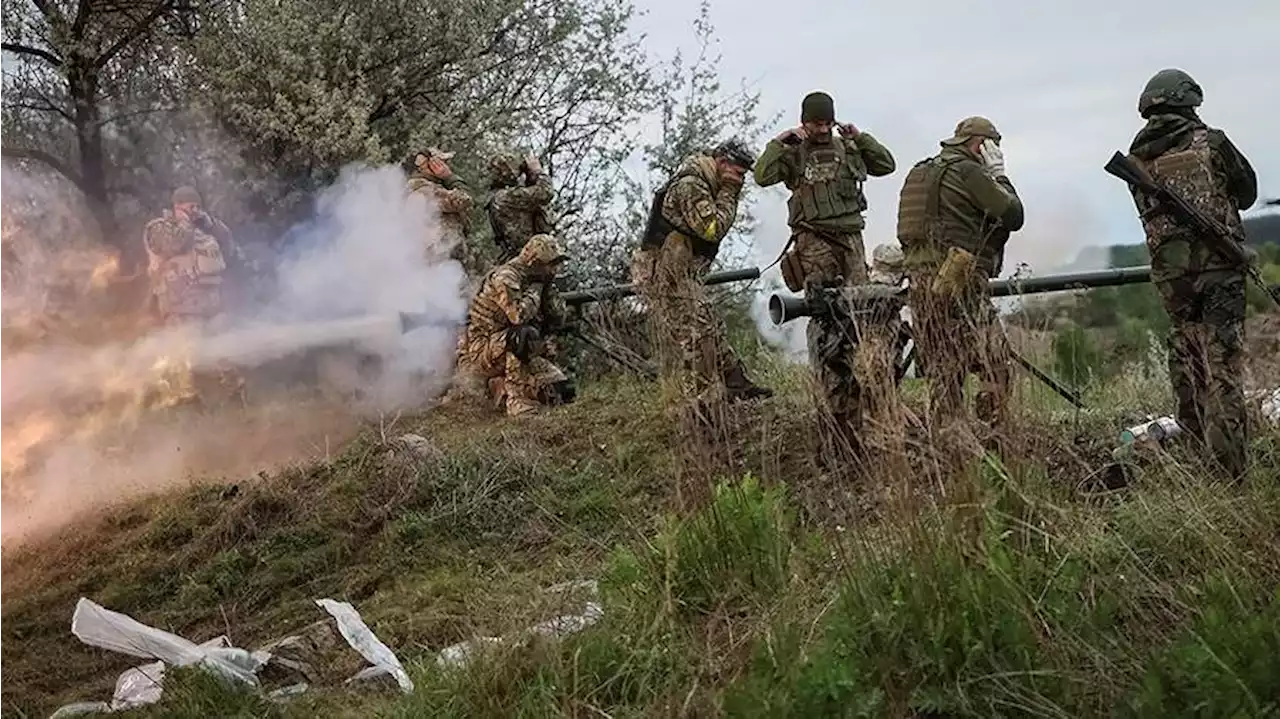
[
  {"left": 1112, "top": 416, "right": 1182, "bottom": 460},
  {"left": 1119, "top": 416, "right": 1182, "bottom": 445}
]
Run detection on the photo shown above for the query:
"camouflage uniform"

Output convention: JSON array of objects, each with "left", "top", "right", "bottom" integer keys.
[
  {"left": 896, "top": 117, "right": 1024, "bottom": 429},
  {"left": 486, "top": 152, "right": 555, "bottom": 264},
  {"left": 454, "top": 234, "right": 574, "bottom": 417},
  {"left": 1125, "top": 69, "right": 1257, "bottom": 478},
  {"left": 406, "top": 149, "right": 475, "bottom": 270},
  {"left": 142, "top": 187, "right": 246, "bottom": 403},
  {"left": 633, "top": 143, "right": 769, "bottom": 407},
  {"left": 754, "top": 91, "right": 896, "bottom": 456}
]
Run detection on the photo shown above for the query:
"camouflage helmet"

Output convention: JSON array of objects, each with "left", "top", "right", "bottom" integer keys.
[
  {"left": 710, "top": 138, "right": 757, "bottom": 172},
  {"left": 488, "top": 152, "right": 523, "bottom": 185},
  {"left": 171, "top": 185, "right": 202, "bottom": 206},
  {"left": 1138, "top": 68, "right": 1203, "bottom": 116},
  {"left": 518, "top": 234, "right": 569, "bottom": 266}
]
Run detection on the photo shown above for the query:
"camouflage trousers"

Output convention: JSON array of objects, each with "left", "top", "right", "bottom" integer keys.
[
  {"left": 454, "top": 328, "right": 569, "bottom": 417},
  {"left": 790, "top": 229, "right": 899, "bottom": 460},
  {"left": 636, "top": 236, "right": 747, "bottom": 406},
  {"left": 906, "top": 269, "right": 1011, "bottom": 429},
  {"left": 1156, "top": 271, "right": 1248, "bottom": 479}
]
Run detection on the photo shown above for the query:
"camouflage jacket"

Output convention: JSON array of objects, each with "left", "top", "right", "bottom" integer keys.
[
  {"left": 660, "top": 154, "right": 742, "bottom": 263},
  {"left": 754, "top": 131, "right": 896, "bottom": 233},
  {"left": 408, "top": 173, "right": 474, "bottom": 241},
  {"left": 465, "top": 258, "right": 557, "bottom": 337},
  {"left": 143, "top": 210, "right": 242, "bottom": 317},
  {"left": 488, "top": 173, "right": 555, "bottom": 260},
  {"left": 1128, "top": 112, "right": 1257, "bottom": 282},
  {"left": 901, "top": 145, "right": 1024, "bottom": 273}
]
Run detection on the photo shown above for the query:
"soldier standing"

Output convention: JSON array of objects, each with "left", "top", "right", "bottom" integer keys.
[
  {"left": 1122, "top": 69, "right": 1257, "bottom": 479},
  {"left": 754, "top": 91, "right": 896, "bottom": 460},
  {"left": 405, "top": 148, "right": 476, "bottom": 274},
  {"left": 633, "top": 139, "right": 772, "bottom": 412},
  {"left": 142, "top": 186, "right": 246, "bottom": 402},
  {"left": 452, "top": 234, "right": 576, "bottom": 417},
  {"left": 896, "top": 117, "right": 1023, "bottom": 434},
  {"left": 486, "top": 151, "right": 555, "bottom": 264}
]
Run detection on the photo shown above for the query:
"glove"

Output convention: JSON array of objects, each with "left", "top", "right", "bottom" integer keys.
[
  {"left": 979, "top": 139, "right": 1006, "bottom": 178},
  {"left": 506, "top": 323, "right": 541, "bottom": 363},
  {"left": 837, "top": 122, "right": 860, "bottom": 138},
  {"left": 776, "top": 127, "right": 807, "bottom": 145},
  {"left": 523, "top": 152, "right": 543, "bottom": 176}
]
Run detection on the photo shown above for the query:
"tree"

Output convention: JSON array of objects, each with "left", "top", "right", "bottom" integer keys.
[
  {"left": 2, "top": 0, "right": 219, "bottom": 256},
  {"left": 560, "top": 0, "right": 777, "bottom": 287}
]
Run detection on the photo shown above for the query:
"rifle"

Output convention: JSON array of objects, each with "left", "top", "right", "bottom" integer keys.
[{"left": 1104, "top": 151, "right": 1280, "bottom": 306}]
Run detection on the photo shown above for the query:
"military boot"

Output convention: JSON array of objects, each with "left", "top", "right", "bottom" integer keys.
[{"left": 723, "top": 363, "right": 774, "bottom": 402}]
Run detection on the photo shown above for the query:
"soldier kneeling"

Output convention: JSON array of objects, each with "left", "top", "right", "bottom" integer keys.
[{"left": 451, "top": 234, "right": 576, "bottom": 417}]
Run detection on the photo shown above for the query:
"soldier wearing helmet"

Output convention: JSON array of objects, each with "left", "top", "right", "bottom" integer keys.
[
  {"left": 755, "top": 91, "right": 897, "bottom": 464},
  {"left": 451, "top": 233, "right": 574, "bottom": 417},
  {"left": 631, "top": 137, "right": 772, "bottom": 418},
  {"left": 486, "top": 150, "right": 555, "bottom": 264},
  {"left": 405, "top": 147, "right": 477, "bottom": 275},
  {"left": 1124, "top": 68, "right": 1257, "bottom": 479},
  {"left": 894, "top": 116, "right": 1024, "bottom": 440}
]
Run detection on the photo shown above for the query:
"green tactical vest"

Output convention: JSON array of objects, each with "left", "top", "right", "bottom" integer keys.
[
  {"left": 896, "top": 154, "right": 998, "bottom": 269},
  {"left": 786, "top": 139, "right": 869, "bottom": 229}
]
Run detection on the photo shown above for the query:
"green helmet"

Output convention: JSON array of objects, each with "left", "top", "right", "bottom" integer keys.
[{"left": 1138, "top": 68, "right": 1203, "bottom": 116}]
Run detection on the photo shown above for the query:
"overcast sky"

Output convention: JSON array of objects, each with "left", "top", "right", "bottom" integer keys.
[{"left": 630, "top": 0, "right": 1279, "bottom": 275}]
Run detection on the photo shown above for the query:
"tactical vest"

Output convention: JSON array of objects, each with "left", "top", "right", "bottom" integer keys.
[
  {"left": 896, "top": 155, "right": 963, "bottom": 246},
  {"left": 641, "top": 175, "right": 719, "bottom": 259},
  {"left": 787, "top": 140, "right": 868, "bottom": 227},
  {"left": 143, "top": 218, "right": 227, "bottom": 316},
  {"left": 1135, "top": 129, "right": 1242, "bottom": 266}
]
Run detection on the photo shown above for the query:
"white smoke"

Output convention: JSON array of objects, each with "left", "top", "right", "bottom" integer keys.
[{"left": 1, "top": 162, "right": 472, "bottom": 544}]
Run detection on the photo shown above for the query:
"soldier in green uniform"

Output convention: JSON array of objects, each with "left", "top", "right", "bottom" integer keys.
[
  {"left": 896, "top": 117, "right": 1024, "bottom": 434},
  {"left": 755, "top": 91, "right": 896, "bottom": 461},
  {"left": 486, "top": 151, "right": 555, "bottom": 264},
  {"left": 1123, "top": 69, "right": 1257, "bottom": 479}
]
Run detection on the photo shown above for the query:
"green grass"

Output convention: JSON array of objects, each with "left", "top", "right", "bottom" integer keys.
[{"left": 3, "top": 354, "right": 1279, "bottom": 718}]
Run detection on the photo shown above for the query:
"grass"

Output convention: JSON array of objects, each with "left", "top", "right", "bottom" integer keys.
[{"left": 3, "top": 345, "right": 1280, "bottom": 718}]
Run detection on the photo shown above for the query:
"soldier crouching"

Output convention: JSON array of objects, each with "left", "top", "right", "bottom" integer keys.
[{"left": 451, "top": 234, "right": 576, "bottom": 417}]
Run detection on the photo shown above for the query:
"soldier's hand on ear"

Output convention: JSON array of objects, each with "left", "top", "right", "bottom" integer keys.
[
  {"left": 979, "top": 139, "right": 1006, "bottom": 178},
  {"left": 523, "top": 153, "right": 543, "bottom": 176},
  {"left": 719, "top": 162, "right": 747, "bottom": 185},
  {"left": 837, "top": 122, "right": 860, "bottom": 138}
]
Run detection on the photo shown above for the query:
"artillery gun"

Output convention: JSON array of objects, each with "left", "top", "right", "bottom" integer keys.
[{"left": 559, "top": 264, "right": 1179, "bottom": 409}]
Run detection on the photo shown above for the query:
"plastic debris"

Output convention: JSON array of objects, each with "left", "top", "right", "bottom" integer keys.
[
  {"left": 315, "top": 598, "right": 414, "bottom": 694},
  {"left": 51, "top": 596, "right": 410, "bottom": 716},
  {"left": 436, "top": 579, "right": 603, "bottom": 669}
]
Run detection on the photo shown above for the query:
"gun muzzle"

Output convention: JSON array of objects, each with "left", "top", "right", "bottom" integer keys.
[
  {"left": 768, "top": 293, "right": 814, "bottom": 325},
  {"left": 398, "top": 311, "right": 437, "bottom": 334}
]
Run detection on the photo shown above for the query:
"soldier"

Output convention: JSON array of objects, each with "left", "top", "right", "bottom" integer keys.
[
  {"left": 1123, "top": 69, "right": 1257, "bottom": 479},
  {"left": 754, "top": 91, "right": 896, "bottom": 459},
  {"left": 486, "top": 151, "right": 555, "bottom": 264},
  {"left": 896, "top": 117, "right": 1024, "bottom": 433},
  {"left": 142, "top": 186, "right": 247, "bottom": 402},
  {"left": 634, "top": 139, "right": 772, "bottom": 410},
  {"left": 405, "top": 148, "right": 476, "bottom": 272},
  {"left": 453, "top": 234, "right": 576, "bottom": 417}
]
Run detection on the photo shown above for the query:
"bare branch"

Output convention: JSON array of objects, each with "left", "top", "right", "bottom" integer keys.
[
  {"left": 1, "top": 42, "right": 64, "bottom": 67},
  {"left": 94, "top": 0, "right": 175, "bottom": 69}
]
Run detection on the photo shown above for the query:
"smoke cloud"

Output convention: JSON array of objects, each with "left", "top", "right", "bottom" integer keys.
[{"left": 1, "top": 163, "right": 470, "bottom": 545}]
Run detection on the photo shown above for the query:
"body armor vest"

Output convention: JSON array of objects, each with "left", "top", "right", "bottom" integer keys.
[
  {"left": 896, "top": 155, "right": 963, "bottom": 247},
  {"left": 641, "top": 174, "right": 719, "bottom": 259},
  {"left": 787, "top": 140, "right": 868, "bottom": 228},
  {"left": 144, "top": 218, "right": 227, "bottom": 316},
  {"left": 1135, "top": 129, "right": 1242, "bottom": 265}
]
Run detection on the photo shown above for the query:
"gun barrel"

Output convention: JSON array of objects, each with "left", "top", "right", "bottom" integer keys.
[
  {"left": 768, "top": 265, "right": 1155, "bottom": 325},
  {"left": 562, "top": 267, "right": 761, "bottom": 306},
  {"left": 989, "top": 265, "right": 1152, "bottom": 297}
]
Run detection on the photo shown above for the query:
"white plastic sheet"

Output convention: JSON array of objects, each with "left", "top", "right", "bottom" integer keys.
[
  {"left": 436, "top": 579, "right": 603, "bottom": 669},
  {"left": 315, "top": 598, "right": 414, "bottom": 694}
]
